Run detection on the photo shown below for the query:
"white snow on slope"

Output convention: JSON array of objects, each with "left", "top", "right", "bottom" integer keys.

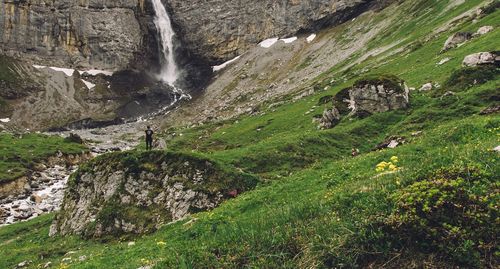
[
  {"left": 0, "top": 118, "right": 10, "bottom": 123},
  {"left": 213, "top": 56, "right": 241, "bottom": 72},
  {"left": 281, "top": 37, "right": 298, "bottom": 43},
  {"left": 79, "top": 69, "right": 114, "bottom": 76},
  {"left": 260, "top": 38, "right": 279, "bottom": 48},
  {"left": 81, "top": 79, "right": 96, "bottom": 90},
  {"left": 48, "top": 67, "right": 75, "bottom": 76}
]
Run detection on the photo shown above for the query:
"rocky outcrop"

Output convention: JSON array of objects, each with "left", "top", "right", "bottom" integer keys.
[
  {"left": 315, "top": 75, "right": 409, "bottom": 129},
  {"left": 1, "top": 0, "right": 389, "bottom": 70},
  {"left": 0, "top": 0, "right": 149, "bottom": 71},
  {"left": 348, "top": 76, "right": 409, "bottom": 117},
  {"left": 50, "top": 151, "right": 258, "bottom": 237}
]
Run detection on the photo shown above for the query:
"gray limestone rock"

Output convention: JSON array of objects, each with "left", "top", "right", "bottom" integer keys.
[
  {"left": 319, "top": 107, "right": 341, "bottom": 129},
  {"left": 442, "top": 32, "right": 473, "bottom": 52},
  {"left": 463, "top": 52, "right": 498, "bottom": 67},
  {"left": 348, "top": 76, "right": 409, "bottom": 116},
  {"left": 50, "top": 151, "right": 258, "bottom": 237}
]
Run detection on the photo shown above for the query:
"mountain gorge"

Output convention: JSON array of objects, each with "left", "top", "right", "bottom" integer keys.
[{"left": 0, "top": 0, "right": 499, "bottom": 268}]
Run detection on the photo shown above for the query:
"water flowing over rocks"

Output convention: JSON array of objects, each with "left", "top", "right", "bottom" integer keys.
[
  {"left": 0, "top": 161, "right": 82, "bottom": 225},
  {"left": 50, "top": 151, "right": 258, "bottom": 237}
]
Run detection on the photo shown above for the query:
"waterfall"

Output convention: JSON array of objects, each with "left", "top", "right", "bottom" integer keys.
[{"left": 151, "top": 0, "right": 179, "bottom": 86}]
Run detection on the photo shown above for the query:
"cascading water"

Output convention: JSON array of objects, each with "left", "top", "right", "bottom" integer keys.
[
  {"left": 150, "top": 0, "right": 191, "bottom": 117},
  {"left": 151, "top": 0, "right": 179, "bottom": 86}
]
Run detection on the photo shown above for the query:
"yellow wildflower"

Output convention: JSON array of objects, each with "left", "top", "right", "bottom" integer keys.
[{"left": 389, "top": 164, "right": 397, "bottom": 171}]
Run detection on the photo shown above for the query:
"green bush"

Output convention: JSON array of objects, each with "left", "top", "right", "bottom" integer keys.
[
  {"left": 444, "top": 65, "right": 499, "bottom": 92},
  {"left": 385, "top": 166, "right": 499, "bottom": 267}
]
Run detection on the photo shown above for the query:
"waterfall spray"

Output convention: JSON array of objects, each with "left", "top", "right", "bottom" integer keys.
[{"left": 151, "top": 0, "right": 179, "bottom": 86}]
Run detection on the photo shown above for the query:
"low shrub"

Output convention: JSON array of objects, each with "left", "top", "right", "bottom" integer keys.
[{"left": 385, "top": 165, "right": 499, "bottom": 267}]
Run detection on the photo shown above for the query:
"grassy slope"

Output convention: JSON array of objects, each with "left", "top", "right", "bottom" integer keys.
[
  {"left": 0, "top": 0, "right": 499, "bottom": 268},
  {"left": 0, "top": 134, "right": 88, "bottom": 183}
]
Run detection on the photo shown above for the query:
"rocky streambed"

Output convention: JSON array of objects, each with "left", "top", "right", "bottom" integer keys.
[
  {"left": 0, "top": 120, "right": 150, "bottom": 226},
  {"left": 0, "top": 165, "right": 77, "bottom": 225}
]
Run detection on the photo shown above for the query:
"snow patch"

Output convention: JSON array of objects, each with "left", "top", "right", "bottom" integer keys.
[
  {"left": 81, "top": 79, "right": 96, "bottom": 90},
  {"left": 0, "top": 118, "right": 10, "bottom": 123},
  {"left": 259, "top": 37, "right": 279, "bottom": 48},
  {"left": 32, "top": 65, "right": 46, "bottom": 69},
  {"left": 78, "top": 69, "right": 114, "bottom": 76},
  {"left": 49, "top": 67, "right": 75, "bottom": 77},
  {"left": 306, "top": 34, "right": 317, "bottom": 43},
  {"left": 213, "top": 56, "right": 241, "bottom": 72},
  {"left": 280, "top": 36, "right": 297, "bottom": 44}
]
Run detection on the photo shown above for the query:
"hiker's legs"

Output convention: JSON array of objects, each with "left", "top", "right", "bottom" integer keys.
[{"left": 146, "top": 139, "right": 152, "bottom": 150}]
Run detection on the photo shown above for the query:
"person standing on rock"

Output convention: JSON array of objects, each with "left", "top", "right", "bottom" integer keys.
[{"left": 145, "top": 126, "right": 154, "bottom": 150}]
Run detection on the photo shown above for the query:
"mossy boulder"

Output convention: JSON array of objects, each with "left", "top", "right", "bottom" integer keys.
[
  {"left": 50, "top": 151, "right": 259, "bottom": 238},
  {"left": 348, "top": 75, "right": 409, "bottom": 117}
]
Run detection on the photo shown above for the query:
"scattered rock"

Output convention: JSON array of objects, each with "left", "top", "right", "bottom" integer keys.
[
  {"left": 43, "top": 261, "right": 52, "bottom": 268},
  {"left": 442, "top": 32, "right": 472, "bottom": 52},
  {"left": 475, "top": 26, "right": 493, "bottom": 36},
  {"left": 61, "top": 257, "right": 72, "bottom": 263},
  {"left": 16, "top": 260, "right": 31, "bottom": 268},
  {"left": 493, "top": 146, "right": 500, "bottom": 152},
  {"left": 79, "top": 255, "right": 87, "bottom": 262},
  {"left": 419, "top": 83, "right": 433, "bottom": 91},
  {"left": 463, "top": 52, "right": 497, "bottom": 67},
  {"left": 411, "top": 131, "right": 423, "bottom": 136},
  {"left": 437, "top": 58, "right": 451, "bottom": 65},
  {"left": 479, "top": 105, "right": 500, "bottom": 115},
  {"left": 374, "top": 136, "right": 406, "bottom": 150},
  {"left": 318, "top": 107, "right": 341, "bottom": 129},
  {"left": 128, "top": 241, "right": 136, "bottom": 247}
]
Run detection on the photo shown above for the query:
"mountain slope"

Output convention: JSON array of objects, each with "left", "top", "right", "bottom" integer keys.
[{"left": 0, "top": 0, "right": 499, "bottom": 268}]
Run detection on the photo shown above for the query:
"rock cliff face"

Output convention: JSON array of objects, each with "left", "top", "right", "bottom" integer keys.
[
  {"left": 50, "top": 151, "right": 258, "bottom": 237},
  {"left": 168, "top": 0, "right": 384, "bottom": 64},
  {"left": 0, "top": 0, "right": 154, "bottom": 71},
  {"left": 1, "top": 0, "right": 386, "bottom": 70}
]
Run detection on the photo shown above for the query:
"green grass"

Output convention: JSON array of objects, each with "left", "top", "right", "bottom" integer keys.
[
  {"left": 0, "top": 0, "right": 499, "bottom": 268},
  {"left": 0, "top": 134, "right": 88, "bottom": 183}
]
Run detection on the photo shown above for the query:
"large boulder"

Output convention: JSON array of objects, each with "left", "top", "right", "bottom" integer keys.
[
  {"left": 348, "top": 75, "right": 409, "bottom": 116},
  {"left": 49, "top": 151, "right": 258, "bottom": 237},
  {"left": 442, "top": 32, "right": 473, "bottom": 52},
  {"left": 463, "top": 52, "right": 498, "bottom": 67}
]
